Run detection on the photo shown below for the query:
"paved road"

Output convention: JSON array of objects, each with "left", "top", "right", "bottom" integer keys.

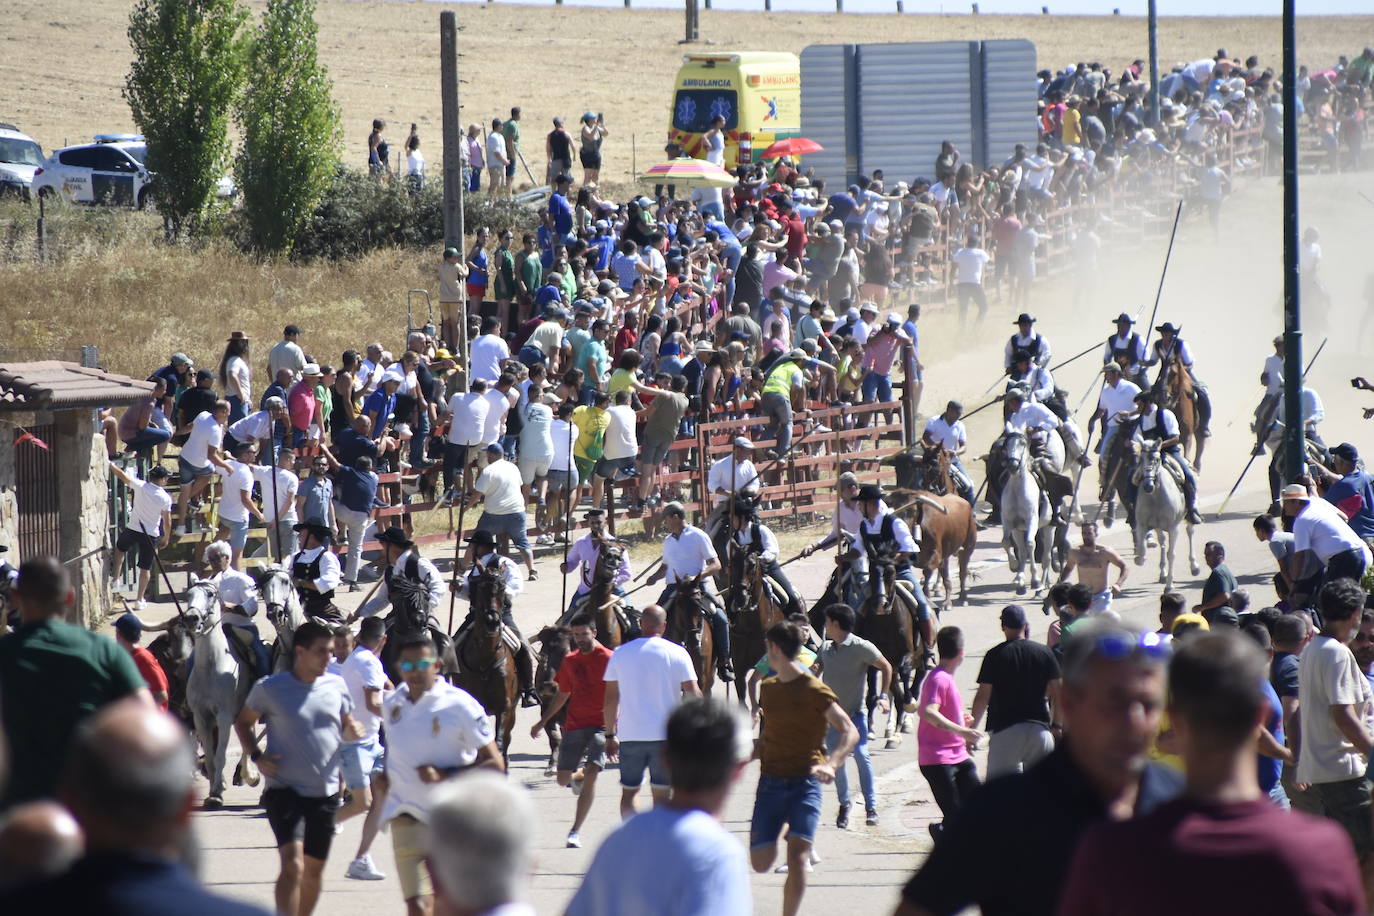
[{"left": 155, "top": 171, "right": 1374, "bottom": 913}]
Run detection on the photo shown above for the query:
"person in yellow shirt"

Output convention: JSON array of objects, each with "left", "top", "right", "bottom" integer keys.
[
  {"left": 1061, "top": 98, "right": 1084, "bottom": 148},
  {"left": 571, "top": 392, "right": 611, "bottom": 497}
]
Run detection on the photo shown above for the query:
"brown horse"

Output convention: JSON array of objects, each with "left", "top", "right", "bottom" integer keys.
[
  {"left": 532, "top": 625, "right": 572, "bottom": 777},
  {"left": 901, "top": 490, "right": 976, "bottom": 610},
  {"left": 728, "top": 551, "right": 786, "bottom": 706},
  {"left": 665, "top": 579, "right": 715, "bottom": 695},
  {"left": 1161, "top": 355, "right": 1205, "bottom": 470},
  {"left": 858, "top": 560, "right": 921, "bottom": 748},
  {"left": 452, "top": 560, "right": 520, "bottom": 756},
  {"left": 583, "top": 539, "right": 632, "bottom": 648}
]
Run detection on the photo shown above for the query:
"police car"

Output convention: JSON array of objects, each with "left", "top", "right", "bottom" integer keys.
[
  {"left": 0, "top": 123, "right": 44, "bottom": 200},
  {"left": 30, "top": 134, "right": 236, "bottom": 209}
]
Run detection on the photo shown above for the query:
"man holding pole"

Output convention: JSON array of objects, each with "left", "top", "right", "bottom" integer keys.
[
  {"left": 561, "top": 509, "right": 632, "bottom": 622},
  {"left": 253, "top": 447, "right": 299, "bottom": 561},
  {"left": 107, "top": 462, "right": 173, "bottom": 611},
  {"left": 288, "top": 522, "right": 344, "bottom": 624}
]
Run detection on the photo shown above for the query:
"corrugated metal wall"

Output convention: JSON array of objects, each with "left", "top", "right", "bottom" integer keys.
[
  {"left": 982, "top": 39, "right": 1041, "bottom": 168},
  {"left": 799, "top": 44, "right": 853, "bottom": 187},
  {"left": 800, "top": 39, "right": 1038, "bottom": 187}
]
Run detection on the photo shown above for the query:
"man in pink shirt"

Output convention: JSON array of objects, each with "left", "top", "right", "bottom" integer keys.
[
  {"left": 287, "top": 364, "right": 323, "bottom": 450},
  {"left": 916, "top": 625, "right": 982, "bottom": 842},
  {"left": 860, "top": 314, "right": 911, "bottom": 406}
]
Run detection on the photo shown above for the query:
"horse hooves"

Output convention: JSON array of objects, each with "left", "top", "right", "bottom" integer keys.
[
  {"left": 900, "top": 720, "right": 914, "bottom": 734},
  {"left": 1134, "top": 556, "right": 1146, "bottom": 567},
  {"left": 1015, "top": 584, "right": 1027, "bottom": 596},
  {"left": 202, "top": 796, "right": 224, "bottom": 810},
  {"left": 232, "top": 769, "right": 243, "bottom": 787}
]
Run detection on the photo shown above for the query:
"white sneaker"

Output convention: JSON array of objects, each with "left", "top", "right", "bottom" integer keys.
[
  {"left": 345, "top": 854, "right": 386, "bottom": 881},
  {"left": 566, "top": 831, "right": 582, "bottom": 848},
  {"left": 131, "top": 599, "right": 147, "bottom": 611}
]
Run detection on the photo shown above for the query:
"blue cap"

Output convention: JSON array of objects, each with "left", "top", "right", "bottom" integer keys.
[{"left": 115, "top": 613, "right": 144, "bottom": 639}]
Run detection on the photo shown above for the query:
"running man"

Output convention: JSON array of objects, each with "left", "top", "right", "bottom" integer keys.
[{"left": 1057, "top": 521, "right": 1129, "bottom": 612}]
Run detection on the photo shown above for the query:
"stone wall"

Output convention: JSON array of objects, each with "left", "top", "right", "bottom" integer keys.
[{"left": 55, "top": 410, "right": 110, "bottom": 627}]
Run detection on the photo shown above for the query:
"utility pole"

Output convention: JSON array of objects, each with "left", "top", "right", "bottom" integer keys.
[
  {"left": 685, "top": 0, "right": 698, "bottom": 42},
  {"left": 440, "top": 11, "right": 470, "bottom": 373},
  {"left": 440, "top": 12, "right": 462, "bottom": 251},
  {"left": 1281, "top": 0, "right": 1304, "bottom": 484},
  {"left": 1147, "top": 0, "right": 1160, "bottom": 125}
]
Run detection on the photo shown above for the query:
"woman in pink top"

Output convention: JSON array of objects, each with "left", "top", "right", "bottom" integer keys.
[{"left": 916, "top": 625, "right": 982, "bottom": 841}]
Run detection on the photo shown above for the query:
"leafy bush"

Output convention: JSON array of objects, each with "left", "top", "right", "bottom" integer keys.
[{"left": 279, "top": 168, "right": 539, "bottom": 262}]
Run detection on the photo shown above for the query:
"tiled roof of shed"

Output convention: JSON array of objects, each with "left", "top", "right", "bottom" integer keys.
[{"left": 0, "top": 361, "right": 156, "bottom": 411}]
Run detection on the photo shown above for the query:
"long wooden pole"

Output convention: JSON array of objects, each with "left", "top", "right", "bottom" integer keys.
[{"left": 446, "top": 486, "right": 470, "bottom": 634}]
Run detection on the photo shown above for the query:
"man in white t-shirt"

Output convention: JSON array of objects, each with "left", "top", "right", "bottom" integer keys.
[
  {"left": 482, "top": 374, "right": 518, "bottom": 456},
  {"left": 382, "top": 633, "right": 503, "bottom": 912},
  {"left": 592, "top": 390, "right": 640, "bottom": 510},
  {"left": 338, "top": 616, "right": 391, "bottom": 883},
  {"left": 547, "top": 402, "right": 581, "bottom": 539},
  {"left": 444, "top": 378, "right": 490, "bottom": 503},
  {"left": 1090, "top": 364, "right": 1142, "bottom": 465},
  {"left": 470, "top": 316, "right": 510, "bottom": 384},
  {"left": 1296, "top": 577, "right": 1374, "bottom": 878},
  {"left": 252, "top": 447, "right": 300, "bottom": 561},
  {"left": 215, "top": 440, "right": 266, "bottom": 568},
  {"left": 176, "top": 401, "right": 231, "bottom": 535},
  {"left": 602, "top": 604, "right": 702, "bottom": 819},
  {"left": 921, "top": 400, "right": 975, "bottom": 505},
  {"left": 469, "top": 443, "right": 535, "bottom": 580},
  {"left": 1283, "top": 485, "right": 1372, "bottom": 591},
  {"left": 108, "top": 461, "right": 174, "bottom": 609},
  {"left": 518, "top": 394, "right": 556, "bottom": 543},
  {"left": 950, "top": 236, "right": 990, "bottom": 327}
]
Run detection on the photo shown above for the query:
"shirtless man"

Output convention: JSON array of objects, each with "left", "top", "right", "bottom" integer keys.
[{"left": 1056, "top": 521, "right": 1128, "bottom": 613}]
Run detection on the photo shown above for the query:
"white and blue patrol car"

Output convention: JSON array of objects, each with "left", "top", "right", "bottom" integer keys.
[
  {"left": 0, "top": 123, "right": 44, "bottom": 200},
  {"left": 30, "top": 134, "right": 235, "bottom": 208}
]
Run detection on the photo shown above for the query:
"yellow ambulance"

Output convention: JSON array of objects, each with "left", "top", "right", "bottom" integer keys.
[{"left": 668, "top": 52, "right": 801, "bottom": 169}]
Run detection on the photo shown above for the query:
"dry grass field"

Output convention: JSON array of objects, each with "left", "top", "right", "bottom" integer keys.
[{"left": 5, "top": 1, "right": 1373, "bottom": 176}]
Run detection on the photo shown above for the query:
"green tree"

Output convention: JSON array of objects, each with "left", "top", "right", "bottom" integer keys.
[
  {"left": 237, "top": 0, "right": 342, "bottom": 255},
  {"left": 124, "top": 0, "right": 248, "bottom": 240}
]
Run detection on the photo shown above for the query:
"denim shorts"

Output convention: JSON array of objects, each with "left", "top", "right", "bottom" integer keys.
[
  {"left": 477, "top": 510, "right": 530, "bottom": 552},
  {"left": 178, "top": 455, "right": 211, "bottom": 485},
  {"left": 617, "top": 739, "right": 668, "bottom": 789},
  {"left": 547, "top": 468, "right": 579, "bottom": 494},
  {"left": 750, "top": 773, "right": 822, "bottom": 850},
  {"left": 340, "top": 735, "right": 386, "bottom": 790},
  {"left": 219, "top": 516, "right": 249, "bottom": 550}
]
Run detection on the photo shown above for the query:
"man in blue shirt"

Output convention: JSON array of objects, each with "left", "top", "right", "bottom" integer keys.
[
  {"left": 1318, "top": 442, "right": 1374, "bottom": 541},
  {"left": 549, "top": 173, "right": 575, "bottom": 241}
]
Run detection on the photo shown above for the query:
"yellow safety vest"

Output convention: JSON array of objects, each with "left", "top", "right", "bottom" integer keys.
[{"left": 763, "top": 360, "right": 800, "bottom": 397}]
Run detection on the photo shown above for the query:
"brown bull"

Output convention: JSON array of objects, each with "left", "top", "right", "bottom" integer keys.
[{"left": 894, "top": 488, "right": 976, "bottom": 611}]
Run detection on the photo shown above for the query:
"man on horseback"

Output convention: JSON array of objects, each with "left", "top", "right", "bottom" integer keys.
[
  {"left": 1004, "top": 313, "right": 1052, "bottom": 370},
  {"left": 1006, "top": 350, "right": 1089, "bottom": 469},
  {"left": 706, "top": 438, "right": 761, "bottom": 537},
  {"left": 1104, "top": 312, "right": 1149, "bottom": 390},
  {"left": 559, "top": 508, "right": 632, "bottom": 623},
  {"left": 645, "top": 501, "right": 734, "bottom": 682},
  {"left": 726, "top": 498, "right": 805, "bottom": 618},
  {"left": 985, "top": 388, "right": 1074, "bottom": 526},
  {"left": 922, "top": 401, "right": 975, "bottom": 505},
  {"left": 204, "top": 539, "right": 272, "bottom": 679},
  {"left": 856, "top": 484, "right": 935, "bottom": 660},
  {"left": 288, "top": 522, "right": 344, "bottom": 624},
  {"left": 1130, "top": 392, "right": 1203, "bottom": 524},
  {"left": 357, "top": 525, "right": 445, "bottom": 627},
  {"left": 452, "top": 528, "right": 539, "bottom": 708},
  {"left": 1089, "top": 363, "right": 1142, "bottom": 466},
  {"left": 801, "top": 472, "right": 871, "bottom": 609},
  {"left": 1145, "top": 322, "right": 1212, "bottom": 439}
]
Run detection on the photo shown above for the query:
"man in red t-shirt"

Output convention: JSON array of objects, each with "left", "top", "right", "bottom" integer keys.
[
  {"left": 529, "top": 612, "right": 613, "bottom": 849},
  {"left": 114, "top": 613, "right": 170, "bottom": 711},
  {"left": 1059, "top": 630, "right": 1366, "bottom": 916}
]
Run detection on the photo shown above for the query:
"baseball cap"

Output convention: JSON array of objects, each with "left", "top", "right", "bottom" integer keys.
[
  {"left": 1000, "top": 605, "right": 1028, "bottom": 628},
  {"left": 443, "top": 247, "right": 459, "bottom": 259},
  {"left": 1332, "top": 442, "right": 1360, "bottom": 463},
  {"left": 170, "top": 352, "right": 192, "bottom": 367},
  {"left": 732, "top": 437, "right": 754, "bottom": 450},
  {"left": 114, "top": 613, "right": 144, "bottom": 641},
  {"left": 485, "top": 443, "right": 505, "bottom": 455}
]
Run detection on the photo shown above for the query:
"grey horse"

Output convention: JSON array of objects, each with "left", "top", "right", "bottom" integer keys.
[
  {"left": 998, "top": 432, "right": 1054, "bottom": 596},
  {"left": 184, "top": 579, "right": 257, "bottom": 809},
  {"left": 1131, "top": 439, "right": 1199, "bottom": 592},
  {"left": 257, "top": 564, "right": 306, "bottom": 672}
]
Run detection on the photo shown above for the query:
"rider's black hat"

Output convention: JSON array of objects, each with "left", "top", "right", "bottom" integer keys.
[
  {"left": 1113, "top": 312, "right": 1134, "bottom": 324},
  {"left": 1013, "top": 313, "right": 1036, "bottom": 325},
  {"left": 731, "top": 497, "right": 757, "bottom": 516},
  {"left": 583, "top": 508, "right": 606, "bottom": 519},
  {"left": 376, "top": 526, "right": 414, "bottom": 549},
  {"left": 293, "top": 521, "right": 332, "bottom": 542},
  {"left": 1011, "top": 349, "right": 1032, "bottom": 363},
  {"left": 1155, "top": 322, "right": 1180, "bottom": 334},
  {"left": 466, "top": 529, "right": 497, "bottom": 547},
  {"left": 857, "top": 484, "right": 883, "bottom": 502}
]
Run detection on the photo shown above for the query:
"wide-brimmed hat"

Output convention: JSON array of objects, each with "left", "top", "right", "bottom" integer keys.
[
  {"left": 227, "top": 330, "right": 251, "bottom": 342},
  {"left": 1113, "top": 313, "right": 1134, "bottom": 324},
  {"left": 1281, "top": 484, "right": 1310, "bottom": 501},
  {"left": 1155, "top": 322, "right": 1181, "bottom": 334},
  {"left": 376, "top": 526, "right": 414, "bottom": 548},
  {"left": 857, "top": 484, "right": 883, "bottom": 502},
  {"left": 1014, "top": 313, "right": 1036, "bottom": 325},
  {"left": 293, "top": 521, "right": 332, "bottom": 542},
  {"left": 301, "top": 363, "right": 322, "bottom": 377},
  {"left": 466, "top": 529, "right": 497, "bottom": 547}
]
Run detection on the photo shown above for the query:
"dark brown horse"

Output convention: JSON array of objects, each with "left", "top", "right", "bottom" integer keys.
[
  {"left": 452, "top": 560, "right": 520, "bottom": 756},
  {"left": 728, "top": 552, "right": 785, "bottom": 706},
  {"left": 665, "top": 579, "right": 715, "bottom": 694},
  {"left": 532, "top": 625, "right": 572, "bottom": 777},
  {"left": 858, "top": 560, "right": 919, "bottom": 748},
  {"left": 585, "top": 540, "right": 631, "bottom": 648},
  {"left": 1160, "top": 355, "right": 1205, "bottom": 470}
]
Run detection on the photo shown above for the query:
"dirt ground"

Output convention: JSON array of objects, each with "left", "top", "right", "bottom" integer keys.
[{"left": 5, "top": 0, "right": 1373, "bottom": 178}]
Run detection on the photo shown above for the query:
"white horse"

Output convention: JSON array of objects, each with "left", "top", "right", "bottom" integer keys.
[
  {"left": 999, "top": 432, "right": 1054, "bottom": 595},
  {"left": 184, "top": 579, "right": 256, "bottom": 808},
  {"left": 1131, "top": 440, "right": 1199, "bottom": 591},
  {"left": 257, "top": 564, "right": 306, "bottom": 673}
]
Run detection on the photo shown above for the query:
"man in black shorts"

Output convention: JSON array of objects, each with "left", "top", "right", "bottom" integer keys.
[
  {"left": 108, "top": 461, "right": 174, "bottom": 610},
  {"left": 235, "top": 620, "right": 362, "bottom": 916},
  {"left": 529, "top": 613, "right": 614, "bottom": 849}
]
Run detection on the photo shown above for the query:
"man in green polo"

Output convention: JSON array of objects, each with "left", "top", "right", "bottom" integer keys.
[{"left": 760, "top": 348, "right": 810, "bottom": 459}]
